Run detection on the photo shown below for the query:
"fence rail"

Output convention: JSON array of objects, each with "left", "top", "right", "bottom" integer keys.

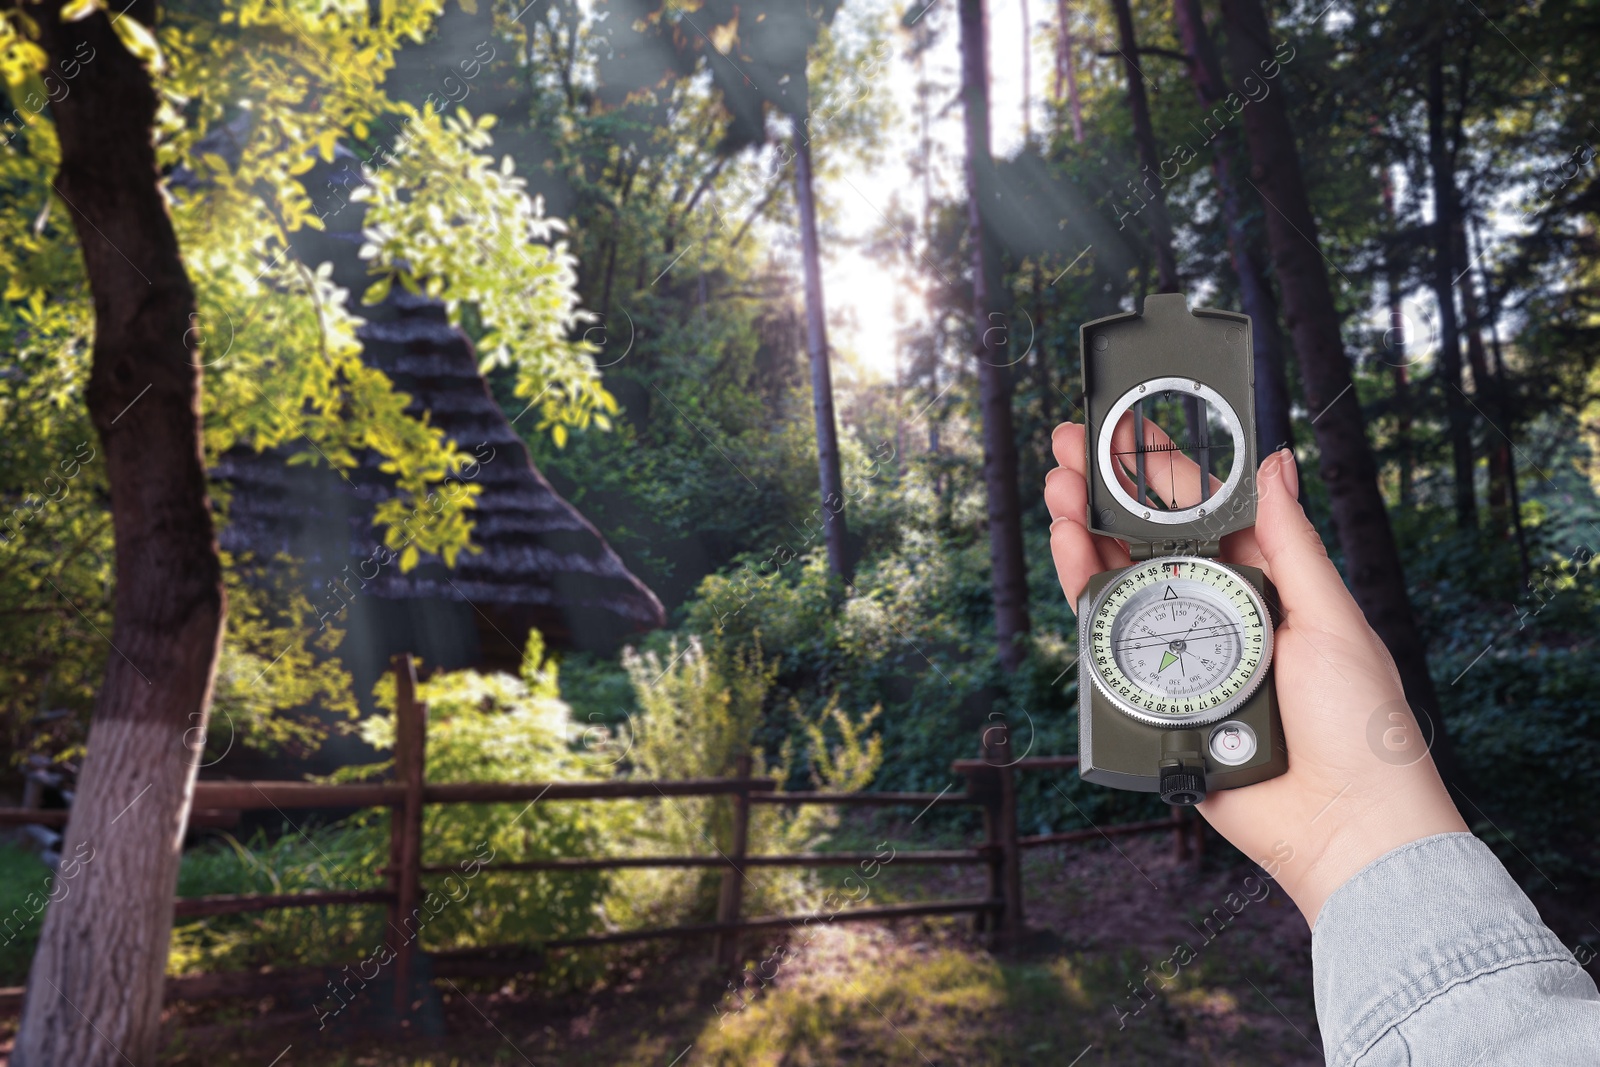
[{"left": 0, "top": 654, "right": 1201, "bottom": 1016}]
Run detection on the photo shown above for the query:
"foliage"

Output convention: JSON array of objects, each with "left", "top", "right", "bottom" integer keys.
[
  {"left": 1397, "top": 505, "right": 1600, "bottom": 880},
  {"left": 0, "top": 0, "right": 614, "bottom": 764},
  {"left": 169, "top": 821, "right": 388, "bottom": 977},
  {"left": 166, "top": 629, "right": 881, "bottom": 984},
  {"left": 356, "top": 103, "right": 617, "bottom": 447},
  {"left": 613, "top": 636, "right": 883, "bottom": 923},
  {"left": 172, "top": 633, "right": 624, "bottom": 987},
  {"left": 207, "top": 552, "right": 360, "bottom": 758}
]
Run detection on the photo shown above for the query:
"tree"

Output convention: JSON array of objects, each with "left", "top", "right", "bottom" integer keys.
[
  {"left": 1171, "top": 0, "right": 1295, "bottom": 459},
  {"left": 8, "top": 1, "right": 607, "bottom": 1057},
  {"left": 1380, "top": 169, "right": 1415, "bottom": 507},
  {"left": 595, "top": 0, "right": 854, "bottom": 579},
  {"left": 1218, "top": 0, "right": 1456, "bottom": 772},
  {"left": 1424, "top": 33, "right": 1477, "bottom": 529},
  {"left": 959, "top": 0, "right": 1032, "bottom": 671},
  {"left": 1054, "top": 0, "right": 1085, "bottom": 142},
  {"left": 13, "top": 7, "right": 225, "bottom": 1063},
  {"left": 1108, "top": 0, "right": 1180, "bottom": 293}
]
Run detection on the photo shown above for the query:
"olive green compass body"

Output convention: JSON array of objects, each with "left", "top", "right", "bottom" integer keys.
[{"left": 1076, "top": 293, "right": 1287, "bottom": 806}]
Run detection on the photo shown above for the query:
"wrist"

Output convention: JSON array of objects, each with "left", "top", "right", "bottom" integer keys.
[{"left": 1281, "top": 772, "right": 1468, "bottom": 926}]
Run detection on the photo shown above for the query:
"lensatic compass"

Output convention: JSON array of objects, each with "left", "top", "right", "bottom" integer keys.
[{"left": 1076, "top": 293, "right": 1286, "bottom": 805}]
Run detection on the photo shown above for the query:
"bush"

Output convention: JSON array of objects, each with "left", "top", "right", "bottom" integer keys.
[
  {"left": 166, "top": 630, "right": 883, "bottom": 985},
  {"left": 171, "top": 633, "right": 631, "bottom": 988},
  {"left": 608, "top": 636, "right": 883, "bottom": 925}
]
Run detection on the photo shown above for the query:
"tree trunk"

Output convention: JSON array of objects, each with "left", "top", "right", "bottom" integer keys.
[
  {"left": 960, "top": 0, "right": 1032, "bottom": 671},
  {"left": 1171, "top": 0, "right": 1294, "bottom": 458},
  {"left": 1219, "top": 0, "right": 1456, "bottom": 774},
  {"left": 15, "top": 7, "right": 227, "bottom": 1067},
  {"left": 792, "top": 121, "right": 851, "bottom": 580},
  {"left": 1055, "top": 0, "right": 1085, "bottom": 142},
  {"left": 1109, "top": 0, "right": 1180, "bottom": 292},
  {"left": 1426, "top": 39, "right": 1477, "bottom": 529},
  {"left": 1022, "top": 0, "right": 1033, "bottom": 141},
  {"left": 1381, "top": 171, "right": 1414, "bottom": 507},
  {"left": 917, "top": 39, "right": 943, "bottom": 459},
  {"left": 1453, "top": 219, "right": 1510, "bottom": 528},
  {"left": 1468, "top": 217, "right": 1531, "bottom": 585}
]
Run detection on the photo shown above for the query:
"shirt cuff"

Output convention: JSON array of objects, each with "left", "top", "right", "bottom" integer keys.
[{"left": 1310, "top": 831, "right": 1577, "bottom": 1067}]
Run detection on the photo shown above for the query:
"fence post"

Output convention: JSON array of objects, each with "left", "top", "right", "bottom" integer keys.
[
  {"left": 975, "top": 780, "right": 1000, "bottom": 935},
  {"left": 1171, "top": 805, "right": 1190, "bottom": 864},
  {"left": 984, "top": 726, "right": 1024, "bottom": 947},
  {"left": 714, "top": 753, "right": 752, "bottom": 967},
  {"left": 387, "top": 654, "right": 427, "bottom": 1022}
]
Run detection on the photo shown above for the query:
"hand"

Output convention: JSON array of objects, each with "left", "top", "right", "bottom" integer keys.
[{"left": 1045, "top": 421, "right": 1466, "bottom": 926}]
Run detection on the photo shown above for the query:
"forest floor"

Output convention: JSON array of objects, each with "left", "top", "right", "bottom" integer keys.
[{"left": 1, "top": 819, "right": 1325, "bottom": 1066}]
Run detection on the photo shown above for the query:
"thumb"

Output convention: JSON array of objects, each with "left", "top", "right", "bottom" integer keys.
[{"left": 1254, "top": 450, "right": 1365, "bottom": 628}]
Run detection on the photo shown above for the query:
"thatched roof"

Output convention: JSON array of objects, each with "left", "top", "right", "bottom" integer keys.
[{"left": 209, "top": 153, "right": 664, "bottom": 665}]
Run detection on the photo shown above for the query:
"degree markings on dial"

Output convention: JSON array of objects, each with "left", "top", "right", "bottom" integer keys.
[{"left": 1089, "top": 558, "right": 1268, "bottom": 716}]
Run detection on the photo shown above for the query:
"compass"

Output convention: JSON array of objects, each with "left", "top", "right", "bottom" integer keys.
[
  {"left": 1087, "top": 556, "right": 1272, "bottom": 727},
  {"left": 1076, "top": 294, "right": 1287, "bottom": 805}
]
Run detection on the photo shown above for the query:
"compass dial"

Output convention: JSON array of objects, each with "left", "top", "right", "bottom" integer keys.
[{"left": 1087, "top": 556, "right": 1272, "bottom": 727}]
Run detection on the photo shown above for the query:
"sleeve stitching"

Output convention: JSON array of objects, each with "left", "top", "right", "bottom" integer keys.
[{"left": 1337, "top": 947, "right": 1577, "bottom": 1067}]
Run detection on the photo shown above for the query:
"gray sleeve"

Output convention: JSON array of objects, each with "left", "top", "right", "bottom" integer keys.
[{"left": 1311, "top": 832, "right": 1600, "bottom": 1066}]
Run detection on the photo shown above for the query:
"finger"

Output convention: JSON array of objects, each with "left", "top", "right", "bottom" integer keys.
[
  {"left": 1253, "top": 449, "right": 1365, "bottom": 627},
  {"left": 1051, "top": 422, "right": 1086, "bottom": 478},
  {"left": 1043, "top": 464, "right": 1085, "bottom": 522},
  {"left": 1095, "top": 529, "right": 1133, "bottom": 572},
  {"left": 1046, "top": 465, "right": 1133, "bottom": 573},
  {"left": 1049, "top": 517, "right": 1107, "bottom": 610},
  {"left": 1220, "top": 524, "right": 1264, "bottom": 571},
  {"left": 1106, "top": 411, "right": 1223, "bottom": 511}
]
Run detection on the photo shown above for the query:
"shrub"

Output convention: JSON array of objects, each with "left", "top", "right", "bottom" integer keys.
[
  {"left": 171, "top": 632, "right": 628, "bottom": 988},
  {"left": 608, "top": 636, "right": 883, "bottom": 925}
]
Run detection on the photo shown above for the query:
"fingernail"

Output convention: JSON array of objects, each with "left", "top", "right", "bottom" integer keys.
[
  {"left": 1049, "top": 515, "right": 1073, "bottom": 534},
  {"left": 1278, "top": 448, "right": 1299, "bottom": 499}
]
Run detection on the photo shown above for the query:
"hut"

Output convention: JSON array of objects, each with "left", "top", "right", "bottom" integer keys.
[{"left": 209, "top": 150, "right": 664, "bottom": 728}]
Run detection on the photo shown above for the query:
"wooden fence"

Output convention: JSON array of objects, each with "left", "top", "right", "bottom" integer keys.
[{"left": 0, "top": 655, "right": 1201, "bottom": 1015}]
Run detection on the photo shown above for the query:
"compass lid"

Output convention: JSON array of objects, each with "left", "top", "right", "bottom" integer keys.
[{"left": 1079, "top": 293, "right": 1257, "bottom": 553}]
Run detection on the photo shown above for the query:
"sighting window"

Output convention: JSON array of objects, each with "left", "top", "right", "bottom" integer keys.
[{"left": 1109, "top": 389, "right": 1236, "bottom": 513}]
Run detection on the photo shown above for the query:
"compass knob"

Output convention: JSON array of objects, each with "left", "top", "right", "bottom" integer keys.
[{"left": 1159, "top": 766, "right": 1206, "bottom": 806}]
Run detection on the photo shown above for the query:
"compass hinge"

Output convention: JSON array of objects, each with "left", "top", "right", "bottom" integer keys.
[{"left": 1130, "top": 539, "right": 1221, "bottom": 560}]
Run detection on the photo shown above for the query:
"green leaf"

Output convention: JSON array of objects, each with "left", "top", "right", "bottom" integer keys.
[
  {"left": 61, "top": 0, "right": 103, "bottom": 22},
  {"left": 110, "top": 15, "right": 164, "bottom": 71},
  {"left": 362, "top": 276, "right": 392, "bottom": 305}
]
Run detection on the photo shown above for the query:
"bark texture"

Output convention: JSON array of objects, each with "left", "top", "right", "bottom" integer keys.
[
  {"left": 1219, "top": 0, "right": 1455, "bottom": 772},
  {"left": 1453, "top": 220, "right": 1511, "bottom": 527},
  {"left": 793, "top": 127, "right": 851, "bottom": 579},
  {"left": 1172, "top": 0, "right": 1294, "bottom": 459},
  {"left": 1055, "top": 0, "right": 1085, "bottom": 142},
  {"left": 1109, "top": 0, "right": 1180, "bottom": 292},
  {"left": 959, "top": 0, "right": 1032, "bottom": 671},
  {"left": 1382, "top": 173, "right": 1415, "bottom": 506},
  {"left": 15, "top": 6, "right": 226, "bottom": 1065},
  {"left": 1426, "top": 38, "right": 1478, "bottom": 528}
]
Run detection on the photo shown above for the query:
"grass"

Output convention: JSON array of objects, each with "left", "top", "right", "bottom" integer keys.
[
  {"left": 138, "top": 823, "right": 1326, "bottom": 1067},
  {"left": 0, "top": 843, "right": 51, "bottom": 986},
  {"left": 150, "top": 916, "right": 1320, "bottom": 1067},
  {"left": 696, "top": 937, "right": 1177, "bottom": 1065},
  {"left": 4, "top": 812, "right": 1325, "bottom": 1065}
]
